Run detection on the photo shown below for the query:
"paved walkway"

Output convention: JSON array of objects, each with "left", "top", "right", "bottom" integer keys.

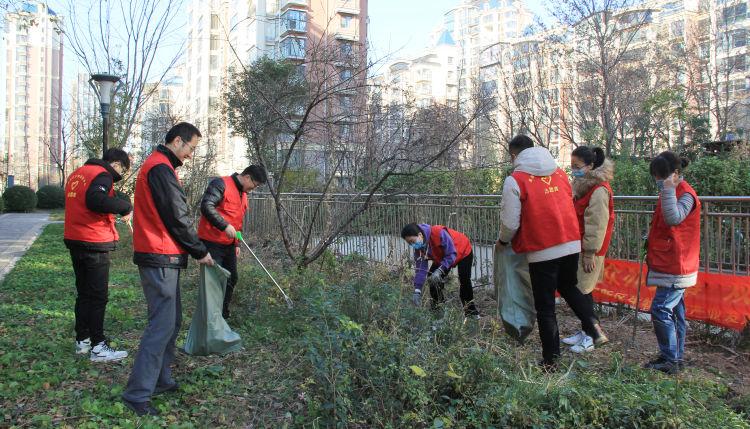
[{"left": 0, "top": 212, "right": 51, "bottom": 283}]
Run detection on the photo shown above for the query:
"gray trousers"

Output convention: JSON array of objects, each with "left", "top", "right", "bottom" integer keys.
[{"left": 122, "top": 266, "right": 182, "bottom": 403}]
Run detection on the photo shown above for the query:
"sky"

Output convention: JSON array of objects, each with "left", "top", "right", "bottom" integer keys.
[{"left": 367, "top": 0, "right": 548, "bottom": 63}]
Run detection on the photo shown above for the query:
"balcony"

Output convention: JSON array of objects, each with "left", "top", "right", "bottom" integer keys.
[
  {"left": 336, "top": 0, "right": 359, "bottom": 15},
  {"left": 334, "top": 30, "right": 358, "bottom": 42},
  {"left": 280, "top": 36, "right": 306, "bottom": 60},
  {"left": 281, "top": 0, "right": 308, "bottom": 10},
  {"left": 280, "top": 9, "right": 307, "bottom": 36}
]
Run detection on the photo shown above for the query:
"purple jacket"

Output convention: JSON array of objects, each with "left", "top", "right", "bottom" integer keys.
[{"left": 413, "top": 223, "right": 458, "bottom": 291}]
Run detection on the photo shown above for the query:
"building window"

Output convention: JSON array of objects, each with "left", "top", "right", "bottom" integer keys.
[
  {"left": 340, "top": 41, "right": 353, "bottom": 58},
  {"left": 210, "top": 55, "right": 219, "bottom": 70},
  {"left": 339, "top": 68, "right": 353, "bottom": 81},
  {"left": 210, "top": 35, "right": 220, "bottom": 50},
  {"left": 670, "top": 21, "right": 684, "bottom": 37},
  {"left": 448, "top": 56, "right": 454, "bottom": 65},
  {"left": 341, "top": 15, "right": 353, "bottom": 29},
  {"left": 281, "top": 9, "right": 307, "bottom": 33},
  {"left": 725, "top": 54, "right": 747, "bottom": 72},
  {"left": 210, "top": 76, "right": 219, "bottom": 91},
  {"left": 281, "top": 37, "right": 306, "bottom": 59},
  {"left": 211, "top": 14, "right": 220, "bottom": 30},
  {"left": 723, "top": 3, "right": 747, "bottom": 24}
]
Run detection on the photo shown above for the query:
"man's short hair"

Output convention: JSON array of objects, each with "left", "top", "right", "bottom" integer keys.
[
  {"left": 241, "top": 165, "right": 268, "bottom": 184},
  {"left": 508, "top": 134, "right": 534, "bottom": 156},
  {"left": 103, "top": 147, "right": 130, "bottom": 171},
  {"left": 165, "top": 122, "right": 202, "bottom": 145}
]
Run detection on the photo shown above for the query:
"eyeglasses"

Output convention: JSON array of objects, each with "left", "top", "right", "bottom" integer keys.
[{"left": 182, "top": 140, "right": 198, "bottom": 153}]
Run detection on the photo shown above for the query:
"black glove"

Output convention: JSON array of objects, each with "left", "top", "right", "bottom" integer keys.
[{"left": 428, "top": 266, "right": 446, "bottom": 285}]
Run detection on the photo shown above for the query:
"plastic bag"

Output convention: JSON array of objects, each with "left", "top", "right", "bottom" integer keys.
[
  {"left": 183, "top": 264, "right": 242, "bottom": 356},
  {"left": 493, "top": 245, "right": 536, "bottom": 342}
]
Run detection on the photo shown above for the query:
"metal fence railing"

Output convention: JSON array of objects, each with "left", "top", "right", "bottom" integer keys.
[{"left": 246, "top": 193, "right": 750, "bottom": 285}]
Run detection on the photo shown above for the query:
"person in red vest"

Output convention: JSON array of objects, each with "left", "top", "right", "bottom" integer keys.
[
  {"left": 198, "top": 165, "right": 267, "bottom": 319},
  {"left": 401, "top": 223, "right": 479, "bottom": 319},
  {"left": 495, "top": 135, "right": 606, "bottom": 370},
  {"left": 561, "top": 146, "right": 613, "bottom": 353},
  {"left": 64, "top": 148, "right": 132, "bottom": 362},
  {"left": 643, "top": 151, "right": 700, "bottom": 375},
  {"left": 122, "top": 122, "right": 214, "bottom": 417}
]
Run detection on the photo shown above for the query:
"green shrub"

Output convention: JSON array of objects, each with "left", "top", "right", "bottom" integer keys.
[
  {"left": 612, "top": 156, "right": 750, "bottom": 196},
  {"left": 36, "top": 185, "right": 65, "bottom": 209},
  {"left": 3, "top": 186, "right": 37, "bottom": 212},
  {"left": 0, "top": 193, "right": 4, "bottom": 212}
]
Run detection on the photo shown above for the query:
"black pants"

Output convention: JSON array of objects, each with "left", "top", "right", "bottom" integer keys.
[
  {"left": 528, "top": 253, "right": 598, "bottom": 364},
  {"left": 70, "top": 249, "right": 111, "bottom": 345},
  {"left": 202, "top": 240, "right": 238, "bottom": 318},
  {"left": 429, "top": 251, "right": 479, "bottom": 316}
]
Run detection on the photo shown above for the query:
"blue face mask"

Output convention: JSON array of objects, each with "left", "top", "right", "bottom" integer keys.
[
  {"left": 411, "top": 241, "right": 426, "bottom": 250},
  {"left": 571, "top": 169, "right": 586, "bottom": 178},
  {"left": 655, "top": 179, "right": 665, "bottom": 192}
]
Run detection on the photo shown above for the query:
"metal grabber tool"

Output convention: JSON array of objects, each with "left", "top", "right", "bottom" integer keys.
[{"left": 236, "top": 231, "right": 293, "bottom": 309}]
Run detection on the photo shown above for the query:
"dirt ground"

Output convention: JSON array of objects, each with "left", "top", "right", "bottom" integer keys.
[{"left": 472, "top": 289, "right": 750, "bottom": 397}]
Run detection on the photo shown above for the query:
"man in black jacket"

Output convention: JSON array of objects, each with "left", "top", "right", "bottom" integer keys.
[
  {"left": 197, "top": 165, "right": 267, "bottom": 318},
  {"left": 64, "top": 148, "right": 132, "bottom": 362},
  {"left": 122, "top": 123, "right": 214, "bottom": 417}
]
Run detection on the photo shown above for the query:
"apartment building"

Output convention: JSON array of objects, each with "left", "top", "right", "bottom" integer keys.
[
  {"left": 183, "top": 0, "right": 368, "bottom": 177},
  {"left": 2, "top": 2, "right": 63, "bottom": 189}
]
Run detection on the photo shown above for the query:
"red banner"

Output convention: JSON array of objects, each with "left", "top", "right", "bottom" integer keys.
[{"left": 592, "top": 259, "right": 750, "bottom": 331}]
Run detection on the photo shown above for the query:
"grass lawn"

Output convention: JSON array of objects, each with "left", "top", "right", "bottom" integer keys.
[
  {"left": 45, "top": 208, "right": 65, "bottom": 222},
  {"left": 0, "top": 223, "right": 748, "bottom": 428}
]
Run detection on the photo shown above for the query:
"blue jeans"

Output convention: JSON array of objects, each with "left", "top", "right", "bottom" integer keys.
[{"left": 650, "top": 286, "right": 686, "bottom": 363}]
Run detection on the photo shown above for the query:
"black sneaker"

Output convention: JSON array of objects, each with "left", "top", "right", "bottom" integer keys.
[
  {"left": 644, "top": 356, "right": 680, "bottom": 375},
  {"left": 153, "top": 382, "right": 179, "bottom": 396},
  {"left": 122, "top": 398, "right": 160, "bottom": 416}
]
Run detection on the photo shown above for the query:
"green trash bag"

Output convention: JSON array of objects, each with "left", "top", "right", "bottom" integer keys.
[
  {"left": 183, "top": 264, "right": 242, "bottom": 356},
  {"left": 494, "top": 245, "right": 536, "bottom": 343}
]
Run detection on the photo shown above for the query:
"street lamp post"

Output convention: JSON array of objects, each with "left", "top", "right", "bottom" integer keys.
[{"left": 89, "top": 73, "right": 121, "bottom": 154}]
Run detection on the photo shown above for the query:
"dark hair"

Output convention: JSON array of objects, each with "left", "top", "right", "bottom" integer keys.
[
  {"left": 508, "top": 134, "right": 534, "bottom": 156},
  {"left": 401, "top": 223, "right": 421, "bottom": 239},
  {"left": 649, "top": 151, "right": 690, "bottom": 178},
  {"left": 571, "top": 146, "right": 605, "bottom": 169},
  {"left": 103, "top": 148, "right": 130, "bottom": 171},
  {"left": 242, "top": 165, "right": 268, "bottom": 184},
  {"left": 165, "top": 122, "right": 202, "bottom": 145}
]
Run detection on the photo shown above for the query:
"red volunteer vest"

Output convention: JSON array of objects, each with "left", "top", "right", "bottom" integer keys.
[
  {"left": 197, "top": 176, "right": 248, "bottom": 245},
  {"left": 511, "top": 168, "right": 580, "bottom": 254},
  {"left": 132, "top": 151, "right": 187, "bottom": 256},
  {"left": 574, "top": 182, "right": 615, "bottom": 256},
  {"left": 428, "top": 225, "right": 472, "bottom": 267},
  {"left": 647, "top": 181, "right": 701, "bottom": 275},
  {"left": 63, "top": 164, "right": 119, "bottom": 243}
]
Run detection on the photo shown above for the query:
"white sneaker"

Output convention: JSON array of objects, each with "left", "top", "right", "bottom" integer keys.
[
  {"left": 570, "top": 335, "right": 595, "bottom": 354},
  {"left": 75, "top": 338, "right": 91, "bottom": 355},
  {"left": 562, "top": 331, "right": 584, "bottom": 346},
  {"left": 90, "top": 342, "right": 128, "bottom": 362}
]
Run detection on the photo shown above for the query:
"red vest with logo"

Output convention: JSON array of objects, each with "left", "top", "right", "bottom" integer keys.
[
  {"left": 647, "top": 181, "right": 701, "bottom": 275},
  {"left": 197, "top": 176, "right": 248, "bottom": 245},
  {"left": 64, "top": 164, "right": 119, "bottom": 243},
  {"left": 133, "top": 151, "right": 186, "bottom": 256},
  {"left": 511, "top": 168, "right": 580, "bottom": 254},
  {"left": 428, "top": 225, "right": 472, "bottom": 267},
  {"left": 574, "top": 182, "right": 615, "bottom": 256}
]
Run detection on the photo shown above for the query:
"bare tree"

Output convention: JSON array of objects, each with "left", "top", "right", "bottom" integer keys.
[
  {"left": 548, "top": 0, "right": 652, "bottom": 155},
  {"left": 225, "top": 34, "right": 490, "bottom": 267},
  {"left": 63, "top": 0, "right": 185, "bottom": 154},
  {"left": 42, "top": 108, "right": 78, "bottom": 187}
]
